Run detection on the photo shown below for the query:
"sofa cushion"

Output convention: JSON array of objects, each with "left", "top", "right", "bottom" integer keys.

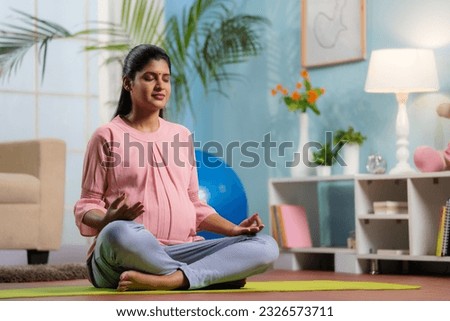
[{"left": 0, "top": 173, "right": 40, "bottom": 203}]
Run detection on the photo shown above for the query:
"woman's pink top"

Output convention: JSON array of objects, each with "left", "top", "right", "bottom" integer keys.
[{"left": 73, "top": 116, "right": 215, "bottom": 246}]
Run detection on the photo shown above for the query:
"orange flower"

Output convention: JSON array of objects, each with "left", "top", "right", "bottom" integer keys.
[
  {"left": 270, "top": 69, "right": 324, "bottom": 115},
  {"left": 291, "top": 91, "right": 301, "bottom": 101},
  {"left": 307, "top": 90, "right": 318, "bottom": 104},
  {"left": 301, "top": 70, "right": 309, "bottom": 79}
]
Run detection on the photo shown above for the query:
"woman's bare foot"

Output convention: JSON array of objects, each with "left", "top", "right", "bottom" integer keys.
[{"left": 117, "top": 270, "right": 188, "bottom": 291}]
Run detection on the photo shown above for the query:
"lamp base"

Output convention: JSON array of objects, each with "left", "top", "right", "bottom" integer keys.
[
  {"left": 389, "top": 93, "right": 416, "bottom": 176},
  {"left": 389, "top": 162, "right": 416, "bottom": 175}
]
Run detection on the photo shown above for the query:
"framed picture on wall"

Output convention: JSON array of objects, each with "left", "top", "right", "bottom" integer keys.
[{"left": 301, "top": 0, "right": 366, "bottom": 68}]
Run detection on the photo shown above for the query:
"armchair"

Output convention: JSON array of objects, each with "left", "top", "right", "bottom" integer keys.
[{"left": 0, "top": 139, "right": 66, "bottom": 264}]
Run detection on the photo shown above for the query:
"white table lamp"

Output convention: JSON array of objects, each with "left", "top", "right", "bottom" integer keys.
[{"left": 365, "top": 48, "right": 439, "bottom": 174}]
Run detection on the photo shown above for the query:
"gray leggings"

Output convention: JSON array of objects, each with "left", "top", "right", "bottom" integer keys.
[{"left": 90, "top": 220, "right": 279, "bottom": 289}]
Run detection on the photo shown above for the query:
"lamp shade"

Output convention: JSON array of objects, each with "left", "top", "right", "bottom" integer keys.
[{"left": 365, "top": 48, "right": 439, "bottom": 93}]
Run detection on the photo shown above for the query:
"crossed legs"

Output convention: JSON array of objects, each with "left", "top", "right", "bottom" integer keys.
[{"left": 90, "top": 221, "right": 279, "bottom": 291}]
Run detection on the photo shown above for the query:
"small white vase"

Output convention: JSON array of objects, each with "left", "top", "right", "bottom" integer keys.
[
  {"left": 290, "top": 112, "right": 314, "bottom": 177},
  {"left": 316, "top": 165, "right": 331, "bottom": 176},
  {"left": 342, "top": 143, "right": 360, "bottom": 175}
]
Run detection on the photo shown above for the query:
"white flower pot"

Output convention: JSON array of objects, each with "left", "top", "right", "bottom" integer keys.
[
  {"left": 342, "top": 143, "right": 360, "bottom": 175},
  {"left": 316, "top": 165, "right": 331, "bottom": 176},
  {"left": 290, "top": 112, "right": 314, "bottom": 177}
]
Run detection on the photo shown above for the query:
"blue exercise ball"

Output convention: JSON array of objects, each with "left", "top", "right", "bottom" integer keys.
[{"left": 195, "top": 149, "right": 248, "bottom": 239}]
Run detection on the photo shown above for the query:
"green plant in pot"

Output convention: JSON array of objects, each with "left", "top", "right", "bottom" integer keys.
[
  {"left": 334, "top": 126, "right": 367, "bottom": 148},
  {"left": 334, "top": 126, "right": 367, "bottom": 175},
  {"left": 312, "top": 143, "right": 336, "bottom": 176}
]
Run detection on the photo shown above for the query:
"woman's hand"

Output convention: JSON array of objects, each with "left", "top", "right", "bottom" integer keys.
[
  {"left": 82, "top": 194, "right": 145, "bottom": 232},
  {"left": 197, "top": 212, "right": 265, "bottom": 237},
  {"left": 230, "top": 213, "right": 265, "bottom": 236},
  {"left": 103, "top": 194, "right": 144, "bottom": 227}
]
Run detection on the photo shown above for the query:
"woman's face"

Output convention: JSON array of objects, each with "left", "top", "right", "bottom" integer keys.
[{"left": 127, "top": 58, "right": 171, "bottom": 113}]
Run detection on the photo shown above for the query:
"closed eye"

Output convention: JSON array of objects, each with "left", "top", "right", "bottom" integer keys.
[{"left": 143, "top": 72, "right": 170, "bottom": 82}]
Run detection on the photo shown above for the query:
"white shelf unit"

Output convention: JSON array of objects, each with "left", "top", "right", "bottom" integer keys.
[
  {"left": 268, "top": 175, "right": 359, "bottom": 273},
  {"left": 269, "top": 172, "right": 450, "bottom": 274},
  {"left": 355, "top": 172, "right": 450, "bottom": 264}
]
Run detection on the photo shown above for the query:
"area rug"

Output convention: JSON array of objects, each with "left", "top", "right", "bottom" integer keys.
[
  {"left": 0, "top": 280, "right": 420, "bottom": 299},
  {"left": 0, "top": 263, "right": 88, "bottom": 283}
]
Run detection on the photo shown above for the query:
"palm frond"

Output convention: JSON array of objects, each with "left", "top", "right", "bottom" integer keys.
[
  {"left": 83, "top": 0, "right": 166, "bottom": 63},
  {"left": 121, "top": 0, "right": 165, "bottom": 46},
  {"left": 0, "top": 0, "right": 270, "bottom": 120},
  {"left": 162, "top": 0, "right": 270, "bottom": 111},
  {"left": 0, "top": 9, "right": 73, "bottom": 80},
  {"left": 200, "top": 14, "right": 269, "bottom": 84}
]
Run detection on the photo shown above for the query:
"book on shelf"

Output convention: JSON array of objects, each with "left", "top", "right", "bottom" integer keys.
[
  {"left": 270, "top": 205, "right": 282, "bottom": 247},
  {"left": 372, "top": 201, "right": 408, "bottom": 214},
  {"left": 435, "top": 206, "right": 446, "bottom": 256},
  {"left": 435, "top": 198, "right": 450, "bottom": 257},
  {"left": 270, "top": 204, "right": 312, "bottom": 249}
]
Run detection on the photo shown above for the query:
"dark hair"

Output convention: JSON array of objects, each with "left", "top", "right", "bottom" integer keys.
[{"left": 113, "top": 44, "right": 171, "bottom": 119}]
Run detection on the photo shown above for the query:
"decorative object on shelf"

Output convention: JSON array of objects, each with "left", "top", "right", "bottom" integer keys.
[
  {"left": 365, "top": 48, "right": 439, "bottom": 174},
  {"left": 334, "top": 126, "right": 367, "bottom": 175},
  {"left": 414, "top": 103, "right": 450, "bottom": 172},
  {"left": 271, "top": 70, "right": 325, "bottom": 177},
  {"left": 312, "top": 143, "right": 335, "bottom": 176},
  {"left": 301, "top": 0, "right": 367, "bottom": 68},
  {"left": 366, "top": 153, "right": 387, "bottom": 174},
  {"left": 347, "top": 231, "right": 356, "bottom": 249},
  {"left": 368, "top": 249, "right": 380, "bottom": 275}
]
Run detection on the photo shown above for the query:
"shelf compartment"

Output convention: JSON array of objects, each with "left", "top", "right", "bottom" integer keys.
[
  {"left": 356, "top": 219, "right": 409, "bottom": 255},
  {"left": 277, "top": 248, "right": 359, "bottom": 273},
  {"left": 408, "top": 176, "right": 450, "bottom": 256},
  {"left": 269, "top": 178, "right": 354, "bottom": 249},
  {"left": 355, "top": 177, "right": 408, "bottom": 220}
]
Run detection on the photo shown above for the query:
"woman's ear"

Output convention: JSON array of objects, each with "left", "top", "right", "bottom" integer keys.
[{"left": 123, "top": 77, "right": 132, "bottom": 91}]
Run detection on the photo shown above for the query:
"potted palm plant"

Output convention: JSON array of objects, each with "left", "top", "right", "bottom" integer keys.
[
  {"left": 0, "top": 0, "right": 269, "bottom": 120},
  {"left": 334, "top": 126, "right": 367, "bottom": 175}
]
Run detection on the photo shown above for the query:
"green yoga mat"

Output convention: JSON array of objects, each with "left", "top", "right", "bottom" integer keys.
[{"left": 0, "top": 280, "right": 420, "bottom": 299}]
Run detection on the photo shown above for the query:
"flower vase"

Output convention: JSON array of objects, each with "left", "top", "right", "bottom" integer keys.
[
  {"left": 290, "top": 112, "right": 314, "bottom": 177},
  {"left": 342, "top": 143, "right": 360, "bottom": 175}
]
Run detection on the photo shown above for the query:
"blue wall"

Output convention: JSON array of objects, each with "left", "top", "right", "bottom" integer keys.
[{"left": 167, "top": 0, "right": 450, "bottom": 229}]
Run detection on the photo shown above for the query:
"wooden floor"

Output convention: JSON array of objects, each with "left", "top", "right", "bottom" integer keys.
[{"left": 1, "top": 268, "right": 450, "bottom": 301}]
